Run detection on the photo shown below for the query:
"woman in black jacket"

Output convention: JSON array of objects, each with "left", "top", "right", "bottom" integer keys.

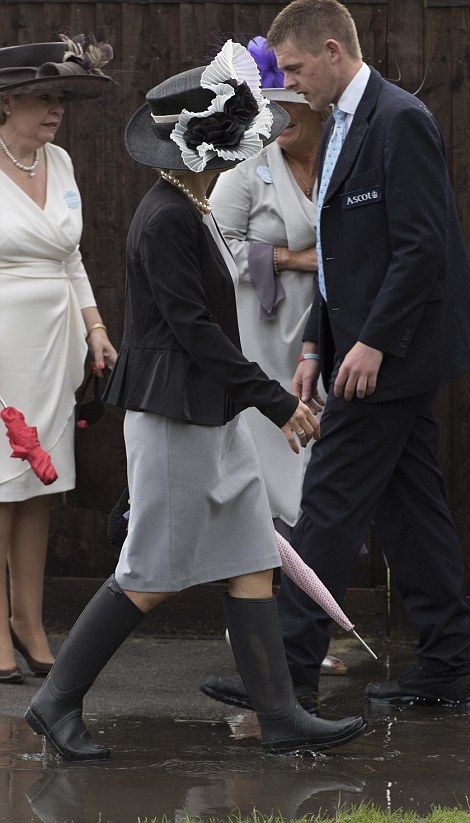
[{"left": 26, "top": 41, "right": 365, "bottom": 762}]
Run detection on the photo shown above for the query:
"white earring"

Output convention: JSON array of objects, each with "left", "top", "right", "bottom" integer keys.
[{"left": 4, "top": 110, "right": 10, "bottom": 116}]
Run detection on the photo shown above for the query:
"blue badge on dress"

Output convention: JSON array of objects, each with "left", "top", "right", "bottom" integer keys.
[
  {"left": 341, "top": 186, "right": 382, "bottom": 209},
  {"left": 256, "top": 165, "right": 273, "bottom": 184},
  {"left": 63, "top": 190, "right": 80, "bottom": 209}
]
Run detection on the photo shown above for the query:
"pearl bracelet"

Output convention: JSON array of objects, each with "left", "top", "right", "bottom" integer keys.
[{"left": 273, "top": 247, "right": 281, "bottom": 277}]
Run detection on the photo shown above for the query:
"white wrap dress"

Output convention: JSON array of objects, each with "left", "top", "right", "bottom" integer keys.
[
  {"left": 211, "top": 142, "right": 318, "bottom": 527},
  {"left": 0, "top": 143, "right": 96, "bottom": 501}
]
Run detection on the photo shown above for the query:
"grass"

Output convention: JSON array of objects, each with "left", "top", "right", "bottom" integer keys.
[{"left": 130, "top": 805, "right": 470, "bottom": 823}]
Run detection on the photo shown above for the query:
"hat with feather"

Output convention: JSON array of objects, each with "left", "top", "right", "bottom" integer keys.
[
  {"left": 0, "top": 34, "right": 115, "bottom": 99},
  {"left": 125, "top": 40, "right": 290, "bottom": 172},
  {"left": 247, "top": 36, "right": 308, "bottom": 104}
]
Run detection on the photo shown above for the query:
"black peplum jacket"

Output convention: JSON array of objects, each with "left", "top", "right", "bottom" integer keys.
[{"left": 103, "top": 177, "right": 298, "bottom": 427}]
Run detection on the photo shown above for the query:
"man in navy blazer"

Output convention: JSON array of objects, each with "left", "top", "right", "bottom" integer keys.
[
  {"left": 270, "top": 0, "right": 470, "bottom": 706},
  {"left": 201, "top": 0, "right": 470, "bottom": 712}
]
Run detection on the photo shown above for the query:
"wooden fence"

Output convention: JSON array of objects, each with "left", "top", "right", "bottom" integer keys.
[{"left": 1, "top": 0, "right": 469, "bottom": 585}]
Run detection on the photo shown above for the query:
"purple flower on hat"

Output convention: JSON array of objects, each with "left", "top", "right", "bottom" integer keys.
[{"left": 247, "top": 36, "right": 284, "bottom": 90}]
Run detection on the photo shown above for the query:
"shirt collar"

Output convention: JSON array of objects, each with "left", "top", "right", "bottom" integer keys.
[{"left": 337, "top": 63, "right": 371, "bottom": 117}]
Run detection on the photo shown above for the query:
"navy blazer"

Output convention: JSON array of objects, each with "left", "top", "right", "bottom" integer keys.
[
  {"left": 304, "top": 67, "right": 470, "bottom": 400},
  {"left": 103, "top": 178, "right": 298, "bottom": 427}
]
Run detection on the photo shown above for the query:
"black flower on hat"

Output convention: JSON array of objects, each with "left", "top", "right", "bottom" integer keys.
[
  {"left": 183, "top": 79, "right": 259, "bottom": 151},
  {"left": 224, "top": 80, "right": 259, "bottom": 125}
]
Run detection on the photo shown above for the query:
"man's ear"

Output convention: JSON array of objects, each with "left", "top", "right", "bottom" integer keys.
[{"left": 325, "top": 39, "right": 341, "bottom": 64}]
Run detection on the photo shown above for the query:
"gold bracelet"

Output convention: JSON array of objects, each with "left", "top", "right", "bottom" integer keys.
[
  {"left": 86, "top": 322, "right": 107, "bottom": 340},
  {"left": 273, "top": 247, "right": 281, "bottom": 277}
]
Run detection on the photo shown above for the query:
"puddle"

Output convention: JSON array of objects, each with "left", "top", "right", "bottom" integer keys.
[{"left": 1, "top": 702, "right": 470, "bottom": 822}]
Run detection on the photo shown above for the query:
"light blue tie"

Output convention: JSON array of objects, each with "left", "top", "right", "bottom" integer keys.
[{"left": 317, "top": 107, "right": 347, "bottom": 301}]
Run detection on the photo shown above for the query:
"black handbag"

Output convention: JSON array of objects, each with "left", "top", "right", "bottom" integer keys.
[
  {"left": 107, "top": 486, "right": 130, "bottom": 551},
  {"left": 66, "top": 371, "right": 127, "bottom": 513}
]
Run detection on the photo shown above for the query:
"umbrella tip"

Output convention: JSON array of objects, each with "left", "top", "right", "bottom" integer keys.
[{"left": 352, "top": 629, "right": 378, "bottom": 660}]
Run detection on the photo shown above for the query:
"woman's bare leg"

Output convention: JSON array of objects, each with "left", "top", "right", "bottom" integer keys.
[
  {"left": 229, "top": 568, "right": 273, "bottom": 599},
  {"left": 8, "top": 496, "right": 54, "bottom": 664},
  {"left": 0, "top": 503, "right": 16, "bottom": 669},
  {"left": 124, "top": 590, "right": 174, "bottom": 613}
]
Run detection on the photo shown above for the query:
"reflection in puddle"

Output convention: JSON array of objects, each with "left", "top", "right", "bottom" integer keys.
[{"left": 1, "top": 669, "right": 470, "bottom": 822}]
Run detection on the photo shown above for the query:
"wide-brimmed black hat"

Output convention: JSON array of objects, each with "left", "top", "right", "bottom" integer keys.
[
  {"left": 0, "top": 37, "right": 115, "bottom": 100},
  {"left": 125, "top": 42, "right": 290, "bottom": 172}
]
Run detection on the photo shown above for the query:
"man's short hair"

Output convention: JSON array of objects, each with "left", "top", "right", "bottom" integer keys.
[{"left": 268, "top": 0, "right": 362, "bottom": 61}]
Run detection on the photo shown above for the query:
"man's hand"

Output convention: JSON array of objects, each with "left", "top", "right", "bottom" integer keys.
[
  {"left": 282, "top": 400, "right": 320, "bottom": 454},
  {"left": 334, "top": 342, "right": 383, "bottom": 401},
  {"left": 292, "top": 359, "right": 324, "bottom": 411}
]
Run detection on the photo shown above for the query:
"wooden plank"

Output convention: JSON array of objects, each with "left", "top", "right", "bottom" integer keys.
[
  {"left": 179, "top": 2, "right": 209, "bottom": 68},
  {"left": 232, "top": 3, "right": 264, "bottom": 41},
  {"left": 0, "top": 0, "right": 389, "bottom": 4},
  {"left": 119, "top": 1, "right": 156, "bottom": 240},
  {"left": 387, "top": 0, "right": 425, "bottom": 94},
  {"left": 434, "top": 5, "right": 470, "bottom": 588},
  {"left": 205, "top": 2, "right": 235, "bottom": 52},
  {"left": 422, "top": 8, "right": 453, "bottom": 176},
  {"left": 15, "top": 1, "right": 45, "bottom": 42},
  {"left": 450, "top": 5, "right": 470, "bottom": 240},
  {"left": 427, "top": 0, "right": 470, "bottom": 6},
  {"left": 0, "top": 5, "right": 22, "bottom": 49}
]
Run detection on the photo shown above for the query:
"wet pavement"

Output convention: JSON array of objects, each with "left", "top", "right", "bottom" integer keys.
[{"left": 1, "top": 634, "right": 470, "bottom": 822}]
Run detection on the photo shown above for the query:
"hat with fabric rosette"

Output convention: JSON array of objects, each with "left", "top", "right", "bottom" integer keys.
[
  {"left": 0, "top": 34, "right": 115, "bottom": 100},
  {"left": 125, "top": 40, "right": 290, "bottom": 172}
]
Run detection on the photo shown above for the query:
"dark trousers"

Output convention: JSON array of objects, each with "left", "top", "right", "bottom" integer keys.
[{"left": 278, "top": 389, "right": 470, "bottom": 689}]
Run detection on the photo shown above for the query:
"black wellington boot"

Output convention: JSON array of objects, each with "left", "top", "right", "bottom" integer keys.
[
  {"left": 25, "top": 576, "right": 144, "bottom": 762},
  {"left": 223, "top": 594, "right": 366, "bottom": 753}
]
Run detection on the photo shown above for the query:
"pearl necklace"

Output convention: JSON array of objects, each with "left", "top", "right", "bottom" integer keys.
[
  {"left": 0, "top": 135, "right": 40, "bottom": 177},
  {"left": 159, "top": 170, "right": 212, "bottom": 214}
]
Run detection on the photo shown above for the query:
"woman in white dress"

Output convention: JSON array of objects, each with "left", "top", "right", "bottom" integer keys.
[{"left": 0, "top": 37, "right": 117, "bottom": 682}]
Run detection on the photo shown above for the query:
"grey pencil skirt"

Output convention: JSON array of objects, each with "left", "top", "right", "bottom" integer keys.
[{"left": 114, "top": 410, "right": 282, "bottom": 592}]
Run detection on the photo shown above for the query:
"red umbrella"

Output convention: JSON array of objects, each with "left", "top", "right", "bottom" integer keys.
[{"left": 0, "top": 395, "right": 58, "bottom": 485}]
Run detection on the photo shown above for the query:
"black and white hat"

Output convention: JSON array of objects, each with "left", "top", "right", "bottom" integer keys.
[{"left": 125, "top": 40, "right": 290, "bottom": 172}]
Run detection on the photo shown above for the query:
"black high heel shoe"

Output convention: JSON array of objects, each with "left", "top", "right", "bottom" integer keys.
[
  {"left": 10, "top": 625, "right": 53, "bottom": 677},
  {"left": 0, "top": 665, "right": 24, "bottom": 684}
]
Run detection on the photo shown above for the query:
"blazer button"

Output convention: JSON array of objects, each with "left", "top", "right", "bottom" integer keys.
[{"left": 400, "top": 343, "right": 407, "bottom": 349}]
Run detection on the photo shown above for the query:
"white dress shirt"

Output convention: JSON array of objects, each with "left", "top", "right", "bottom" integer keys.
[{"left": 336, "top": 62, "right": 371, "bottom": 135}]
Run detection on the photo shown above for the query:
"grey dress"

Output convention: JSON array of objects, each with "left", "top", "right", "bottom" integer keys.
[
  {"left": 210, "top": 142, "right": 318, "bottom": 527},
  {"left": 114, "top": 215, "right": 281, "bottom": 593}
]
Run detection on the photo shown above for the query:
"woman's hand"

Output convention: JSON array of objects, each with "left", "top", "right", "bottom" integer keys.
[
  {"left": 282, "top": 400, "right": 320, "bottom": 454},
  {"left": 87, "top": 329, "right": 118, "bottom": 377},
  {"left": 276, "top": 246, "right": 318, "bottom": 273}
]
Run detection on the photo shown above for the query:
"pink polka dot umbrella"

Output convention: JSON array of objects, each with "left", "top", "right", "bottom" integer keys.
[{"left": 276, "top": 531, "right": 377, "bottom": 660}]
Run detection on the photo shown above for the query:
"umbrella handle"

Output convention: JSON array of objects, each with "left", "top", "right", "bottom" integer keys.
[{"left": 0, "top": 395, "right": 6, "bottom": 409}]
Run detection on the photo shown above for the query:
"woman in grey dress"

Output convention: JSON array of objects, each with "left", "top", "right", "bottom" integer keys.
[{"left": 26, "top": 41, "right": 365, "bottom": 761}]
